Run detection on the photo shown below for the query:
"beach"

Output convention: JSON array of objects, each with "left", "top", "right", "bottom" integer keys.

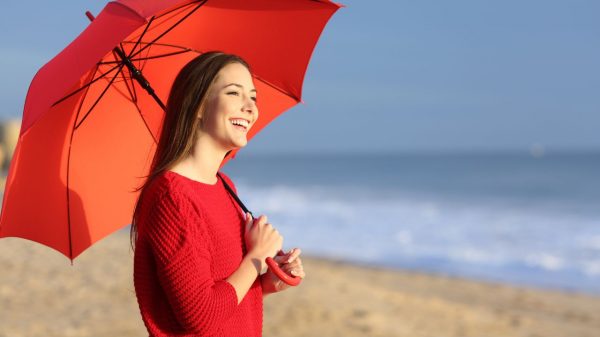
[{"left": 1, "top": 232, "right": 599, "bottom": 337}]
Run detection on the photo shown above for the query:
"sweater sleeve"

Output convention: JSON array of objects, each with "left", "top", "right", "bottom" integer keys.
[{"left": 144, "top": 189, "right": 238, "bottom": 334}]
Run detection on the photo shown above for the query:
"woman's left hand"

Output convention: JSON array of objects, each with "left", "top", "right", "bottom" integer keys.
[{"left": 261, "top": 248, "right": 305, "bottom": 294}]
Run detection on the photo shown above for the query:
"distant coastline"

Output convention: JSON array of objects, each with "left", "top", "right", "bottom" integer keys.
[{"left": 0, "top": 118, "right": 20, "bottom": 190}]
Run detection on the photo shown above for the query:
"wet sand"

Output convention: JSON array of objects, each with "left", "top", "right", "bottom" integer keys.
[{"left": 1, "top": 232, "right": 599, "bottom": 337}]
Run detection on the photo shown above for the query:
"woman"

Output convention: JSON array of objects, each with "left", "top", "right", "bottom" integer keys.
[{"left": 131, "top": 52, "right": 305, "bottom": 337}]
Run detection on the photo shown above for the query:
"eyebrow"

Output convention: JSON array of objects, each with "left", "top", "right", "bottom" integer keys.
[{"left": 224, "top": 83, "right": 257, "bottom": 93}]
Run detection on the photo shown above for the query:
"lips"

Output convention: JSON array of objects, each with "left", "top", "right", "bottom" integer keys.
[
  {"left": 232, "top": 124, "right": 247, "bottom": 132},
  {"left": 229, "top": 118, "right": 250, "bottom": 131}
]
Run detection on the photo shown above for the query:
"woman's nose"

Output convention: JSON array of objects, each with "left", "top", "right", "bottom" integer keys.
[{"left": 242, "top": 98, "right": 257, "bottom": 112}]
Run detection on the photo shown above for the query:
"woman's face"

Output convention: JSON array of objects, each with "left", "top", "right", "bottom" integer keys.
[{"left": 200, "top": 62, "right": 258, "bottom": 151}]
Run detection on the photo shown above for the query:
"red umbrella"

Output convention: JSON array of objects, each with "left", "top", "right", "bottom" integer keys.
[{"left": 0, "top": 0, "right": 341, "bottom": 274}]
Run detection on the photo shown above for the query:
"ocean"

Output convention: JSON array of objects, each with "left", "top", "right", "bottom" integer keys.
[{"left": 222, "top": 152, "right": 600, "bottom": 294}]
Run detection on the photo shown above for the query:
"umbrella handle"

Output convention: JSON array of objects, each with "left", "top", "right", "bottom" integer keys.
[{"left": 265, "top": 250, "right": 302, "bottom": 286}]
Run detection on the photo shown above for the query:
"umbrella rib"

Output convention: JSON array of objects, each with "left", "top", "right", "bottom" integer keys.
[
  {"left": 130, "top": 0, "right": 207, "bottom": 60},
  {"left": 124, "top": 41, "right": 193, "bottom": 50},
  {"left": 98, "top": 48, "right": 193, "bottom": 65},
  {"left": 132, "top": 97, "right": 159, "bottom": 145},
  {"left": 127, "top": 16, "right": 156, "bottom": 60},
  {"left": 153, "top": 0, "right": 204, "bottom": 20},
  {"left": 254, "top": 74, "right": 301, "bottom": 103},
  {"left": 53, "top": 64, "right": 121, "bottom": 107},
  {"left": 72, "top": 66, "right": 100, "bottom": 127},
  {"left": 74, "top": 63, "right": 125, "bottom": 130},
  {"left": 65, "top": 67, "right": 99, "bottom": 260},
  {"left": 141, "top": 49, "right": 193, "bottom": 63},
  {"left": 123, "top": 0, "right": 202, "bottom": 49},
  {"left": 131, "top": 21, "right": 154, "bottom": 73},
  {"left": 134, "top": 49, "right": 193, "bottom": 62}
]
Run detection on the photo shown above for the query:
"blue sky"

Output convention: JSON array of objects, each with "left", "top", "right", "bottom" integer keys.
[{"left": 1, "top": 1, "right": 599, "bottom": 154}]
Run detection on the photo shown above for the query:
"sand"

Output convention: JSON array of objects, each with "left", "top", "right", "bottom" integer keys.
[{"left": 1, "top": 232, "right": 599, "bottom": 337}]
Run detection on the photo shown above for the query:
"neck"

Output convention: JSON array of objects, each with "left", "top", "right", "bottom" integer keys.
[{"left": 170, "top": 133, "right": 230, "bottom": 184}]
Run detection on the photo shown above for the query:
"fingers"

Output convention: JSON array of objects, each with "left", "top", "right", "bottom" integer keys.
[
  {"left": 272, "top": 254, "right": 288, "bottom": 264},
  {"left": 244, "top": 212, "right": 253, "bottom": 232},
  {"left": 272, "top": 248, "right": 305, "bottom": 279},
  {"left": 254, "top": 214, "right": 268, "bottom": 226},
  {"left": 286, "top": 248, "right": 302, "bottom": 263},
  {"left": 245, "top": 213, "right": 270, "bottom": 234},
  {"left": 282, "top": 257, "right": 305, "bottom": 278},
  {"left": 264, "top": 219, "right": 283, "bottom": 254},
  {"left": 244, "top": 213, "right": 285, "bottom": 261},
  {"left": 246, "top": 213, "right": 268, "bottom": 227},
  {"left": 273, "top": 249, "right": 301, "bottom": 264},
  {"left": 252, "top": 214, "right": 282, "bottom": 255},
  {"left": 273, "top": 248, "right": 301, "bottom": 262}
]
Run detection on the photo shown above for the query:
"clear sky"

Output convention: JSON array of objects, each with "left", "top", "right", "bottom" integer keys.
[{"left": 1, "top": 1, "right": 598, "bottom": 154}]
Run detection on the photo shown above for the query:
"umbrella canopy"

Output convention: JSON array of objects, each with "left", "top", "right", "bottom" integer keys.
[{"left": 0, "top": 0, "right": 341, "bottom": 260}]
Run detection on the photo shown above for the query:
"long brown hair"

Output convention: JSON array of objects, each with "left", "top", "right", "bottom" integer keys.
[{"left": 130, "top": 51, "right": 250, "bottom": 249}]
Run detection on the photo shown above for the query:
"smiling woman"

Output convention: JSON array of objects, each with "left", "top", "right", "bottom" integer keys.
[{"left": 130, "top": 52, "right": 305, "bottom": 337}]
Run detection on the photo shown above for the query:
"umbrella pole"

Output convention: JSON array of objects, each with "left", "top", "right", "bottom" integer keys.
[
  {"left": 112, "top": 47, "right": 167, "bottom": 111},
  {"left": 86, "top": 11, "right": 167, "bottom": 111}
]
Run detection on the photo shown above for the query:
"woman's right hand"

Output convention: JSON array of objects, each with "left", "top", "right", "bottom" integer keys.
[{"left": 244, "top": 213, "right": 283, "bottom": 270}]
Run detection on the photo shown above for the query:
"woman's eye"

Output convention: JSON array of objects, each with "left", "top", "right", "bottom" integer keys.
[
  {"left": 226, "top": 91, "right": 239, "bottom": 96},
  {"left": 251, "top": 96, "right": 257, "bottom": 102}
]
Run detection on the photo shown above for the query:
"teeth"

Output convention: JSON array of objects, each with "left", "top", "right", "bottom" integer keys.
[{"left": 230, "top": 119, "right": 249, "bottom": 128}]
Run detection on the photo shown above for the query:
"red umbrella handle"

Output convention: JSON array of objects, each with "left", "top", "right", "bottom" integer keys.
[{"left": 265, "top": 250, "right": 302, "bottom": 286}]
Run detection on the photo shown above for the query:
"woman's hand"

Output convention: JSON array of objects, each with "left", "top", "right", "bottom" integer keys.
[
  {"left": 227, "top": 213, "right": 283, "bottom": 304},
  {"left": 244, "top": 213, "right": 283, "bottom": 272},
  {"left": 261, "top": 248, "right": 306, "bottom": 294}
]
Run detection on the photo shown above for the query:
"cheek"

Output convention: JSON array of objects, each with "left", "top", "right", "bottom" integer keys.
[{"left": 215, "top": 99, "right": 235, "bottom": 117}]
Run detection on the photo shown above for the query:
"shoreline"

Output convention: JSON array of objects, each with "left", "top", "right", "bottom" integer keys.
[
  {"left": 0, "top": 233, "right": 599, "bottom": 336},
  {"left": 265, "top": 256, "right": 600, "bottom": 337},
  {"left": 297, "top": 254, "right": 600, "bottom": 298}
]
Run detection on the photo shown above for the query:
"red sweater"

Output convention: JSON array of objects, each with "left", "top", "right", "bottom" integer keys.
[{"left": 134, "top": 170, "right": 263, "bottom": 337}]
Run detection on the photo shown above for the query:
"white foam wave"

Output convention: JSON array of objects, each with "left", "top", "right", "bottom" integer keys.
[
  {"left": 525, "top": 253, "right": 565, "bottom": 271},
  {"left": 233, "top": 182, "right": 600, "bottom": 292}
]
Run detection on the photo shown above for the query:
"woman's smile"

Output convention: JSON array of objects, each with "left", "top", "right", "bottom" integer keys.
[{"left": 229, "top": 118, "right": 250, "bottom": 132}]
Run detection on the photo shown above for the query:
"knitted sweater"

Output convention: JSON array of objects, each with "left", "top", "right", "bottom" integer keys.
[{"left": 133, "top": 170, "right": 263, "bottom": 337}]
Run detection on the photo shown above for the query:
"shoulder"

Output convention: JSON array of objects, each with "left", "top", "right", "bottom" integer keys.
[
  {"left": 141, "top": 171, "right": 195, "bottom": 212},
  {"left": 137, "top": 172, "right": 200, "bottom": 240}
]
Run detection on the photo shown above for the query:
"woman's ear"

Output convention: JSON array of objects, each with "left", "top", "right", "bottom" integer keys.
[{"left": 197, "top": 112, "right": 205, "bottom": 128}]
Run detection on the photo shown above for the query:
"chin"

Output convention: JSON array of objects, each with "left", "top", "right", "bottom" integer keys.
[{"left": 230, "top": 139, "right": 248, "bottom": 149}]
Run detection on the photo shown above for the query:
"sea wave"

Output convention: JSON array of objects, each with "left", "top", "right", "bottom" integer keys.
[{"left": 234, "top": 181, "right": 600, "bottom": 293}]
